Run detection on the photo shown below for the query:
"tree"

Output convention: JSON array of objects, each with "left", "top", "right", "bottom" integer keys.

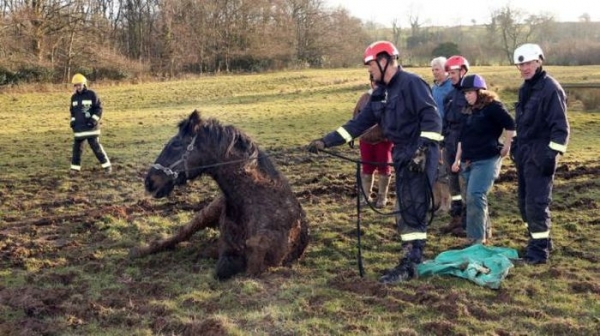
[
  {"left": 431, "top": 42, "right": 460, "bottom": 58},
  {"left": 487, "top": 4, "right": 555, "bottom": 64}
]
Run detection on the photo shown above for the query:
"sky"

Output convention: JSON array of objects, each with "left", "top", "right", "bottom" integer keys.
[{"left": 324, "top": 0, "right": 598, "bottom": 27}]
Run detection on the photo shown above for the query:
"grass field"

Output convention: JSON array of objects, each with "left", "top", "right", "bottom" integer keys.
[{"left": 1, "top": 66, "right": 599, "bottom": 335}]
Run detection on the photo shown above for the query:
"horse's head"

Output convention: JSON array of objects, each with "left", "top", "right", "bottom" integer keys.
[{"left": 145, "top": 110, "right": 203, "bottom": 198}]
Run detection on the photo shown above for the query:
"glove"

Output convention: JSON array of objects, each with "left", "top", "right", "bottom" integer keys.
[
  {"left": 70, "top": 120, "right": 75, "bottom": 129},
  {"left": 307, "top": 139, "right": 325, "bottom": 154},
  {"left": 408, "top": 145, "right": 428, "bottom": 173},
  {"left": 87, "top": 119, "right": 97, "bottom": 128},
  {"left": 348, "top": 139, "right": 355, "bottom": 149},
  {"left": 541, "top": 149, "right": 558, "bottom": 176}
]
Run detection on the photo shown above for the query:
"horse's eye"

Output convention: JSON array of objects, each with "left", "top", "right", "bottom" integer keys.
[{"left": 170, "top": 139, "right": 183, "bottom": 149}]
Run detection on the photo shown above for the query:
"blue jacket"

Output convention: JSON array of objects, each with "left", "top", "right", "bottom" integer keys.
[
  {"left": 515, "top": 69, "right": 569, "bottom": 154},
  {"left": 432, "top": 78, "right": 453, "bottom": 120},
  {"left": 323, "top": 68, "right": 442, "bottom": 164},
  {"left": 442, "top": 85, "right": 468, "bottom": 153}
]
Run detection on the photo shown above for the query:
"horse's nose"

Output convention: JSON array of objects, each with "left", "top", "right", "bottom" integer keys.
[{"left": 144, "top": 176, "right": 154, "bottom": 192}]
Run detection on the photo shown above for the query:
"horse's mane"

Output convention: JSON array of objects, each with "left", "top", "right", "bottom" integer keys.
[{"left": 179, "top": 116, "right": 282, "bottom": 182}]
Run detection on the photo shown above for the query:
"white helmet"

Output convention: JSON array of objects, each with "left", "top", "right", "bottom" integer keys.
[{"left": 513, "top": 43, "right": 544, "bottom": 64}]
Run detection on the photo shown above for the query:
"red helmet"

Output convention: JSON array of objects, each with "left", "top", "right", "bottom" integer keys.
[
  {"left": 363, "top": 41, "right": 399, "bottom": 65},
  {"left": 445, "top": 55, "right": 470, "bottom": 72}
]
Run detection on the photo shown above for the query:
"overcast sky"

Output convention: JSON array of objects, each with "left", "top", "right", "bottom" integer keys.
[{"left": 324, "top": 0, "right": 597, "bottom": 27}]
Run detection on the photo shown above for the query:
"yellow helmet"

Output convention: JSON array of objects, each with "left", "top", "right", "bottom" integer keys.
[{"left": 71, "top": 73, "right": 87, "bottom": 85}]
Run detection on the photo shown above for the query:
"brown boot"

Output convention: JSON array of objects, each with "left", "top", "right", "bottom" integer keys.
[
  {"left": 433, "top": 181, "right": 450, "bottom": 214},
  {"left": 441, "top": 215, "right": 465, "bottom": 236},
  {"left": 360, "top": 174, "right": 374, "bottom": 206},
  {"left": 375, "top": 174, "right": 391, "bottom": 208}
]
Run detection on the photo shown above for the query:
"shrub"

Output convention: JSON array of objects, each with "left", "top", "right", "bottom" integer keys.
[{"left": 15, "top": 66, "right": 55, "bottom": 83}]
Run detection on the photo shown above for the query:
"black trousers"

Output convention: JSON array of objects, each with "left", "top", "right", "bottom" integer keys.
[
  {"left": 516, "top": 149, "right": 553, "bottom": 236},
  {"left": 71, "top": 136, "right": 110, "bottom": 169}
]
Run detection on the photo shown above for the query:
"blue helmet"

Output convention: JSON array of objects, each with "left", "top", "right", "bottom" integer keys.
[{"left": 461, "top": 74, "right": 487, "bottom": 91}]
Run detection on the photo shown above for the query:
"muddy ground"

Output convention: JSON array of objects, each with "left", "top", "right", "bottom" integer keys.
[{"left": 1, "top": 158, "right": 599, "bottom": 335}]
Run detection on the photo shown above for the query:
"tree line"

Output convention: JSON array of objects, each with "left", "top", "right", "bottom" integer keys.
[{"left": 0, "top": 0, "right": 599, "bottom": 85}]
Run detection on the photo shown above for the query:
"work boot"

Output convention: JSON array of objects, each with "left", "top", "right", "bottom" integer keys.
[
  {"left": 440, "top": 215, "right": 464, "bottom": 236},
  {"left": 69, "top": 169, "right": 79, "bottom": 176},
  {"left": 105, "top": 166, "right": 113, "bottom": 175},
  {"left": 379, "top": 257, "right": 417, "bottom": 284},
  {"left": 521, "top": 238, "right": 550, "bottom": 265},
  {"left": 379, "top": 241, "right": 423, "bottom": 284},
  {"left": 359, "top": 173, "right": 374, "bottom": 206},
  {"left": 375, "top": 174, "right": 391, "bottom": 208}
]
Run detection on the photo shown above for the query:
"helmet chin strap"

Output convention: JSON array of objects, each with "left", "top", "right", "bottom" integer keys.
[{"left": 375, "top": 56, "right": 391, "bottom": 85}]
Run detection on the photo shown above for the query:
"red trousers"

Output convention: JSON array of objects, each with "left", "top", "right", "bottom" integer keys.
[{"left": 360, "top": 140, "right": 393, "bottom": 175}]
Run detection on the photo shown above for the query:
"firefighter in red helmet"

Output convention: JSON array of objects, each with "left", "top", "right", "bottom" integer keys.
[
  {"left": 439, "top": 55, "right": 470, "bottom": 236},
  {"left": 308, "top": 41, "right": 443, "bottom": 284}
]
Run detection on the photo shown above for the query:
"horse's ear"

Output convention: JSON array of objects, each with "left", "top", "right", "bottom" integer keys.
[
  {"left": 189, "top": 109, "right": 201, "bottom": 124},
  {"left": 188, "top": 109, "right": 203, "bottom": 133}
]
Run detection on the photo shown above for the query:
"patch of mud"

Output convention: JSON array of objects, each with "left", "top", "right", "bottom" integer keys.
[
  {"left": 561, "top": 246, "right": 599, "bottom": 263},
  {"left": 326, "top": 269, "right": 389, "bottom": 298},
  {"left": 150, "top": 315, "right": 230, "bottom": 336},
  {"left": 539, "top": 319, "right": 583, "bottom": 335},
  {"left": 0, "top": 286, "right": 70, "bottom": 328},
  {"left": 570, "top": 281, "right": 600, "bottom": 294},
  {"left": 496, "top": 161, "right": 600, "bottom": 184},
  {"left": 421, "top": 320, "right": 457, "bottom": 335},
  {"left": 510, "top": 306, "right": 549, "bottom": 319}
]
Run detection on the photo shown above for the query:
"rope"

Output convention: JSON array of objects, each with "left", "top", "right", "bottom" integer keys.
[{"left": 320, "top": 148, "right": 435, "bottom": 277}]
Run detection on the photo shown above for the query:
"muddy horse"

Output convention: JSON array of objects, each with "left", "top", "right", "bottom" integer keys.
[{"left": 132, "top": 110, "right": 309, "bottom": 280}]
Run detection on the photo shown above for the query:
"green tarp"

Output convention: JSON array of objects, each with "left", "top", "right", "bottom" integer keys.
[{"left": 417, "top": 244, "right": 519, "bottom": 289}]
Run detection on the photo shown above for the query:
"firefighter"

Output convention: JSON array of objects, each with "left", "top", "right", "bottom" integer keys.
[
  {"left": 440, "top": 55, "right": 470, "bottom": 235},
  {"left": 69, "top": 73, "right": 112, "bottom": 174},
  {"left": 307, "top": 41, "right": 442, "bottom": 283},
  {"left": 512, "top": 43, "right": 569, "bottom": 264}
]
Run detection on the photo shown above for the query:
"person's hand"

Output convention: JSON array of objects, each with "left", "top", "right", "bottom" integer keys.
[
  {"left": 348, "top": 139, "right": 355, "bottom": 149},
  {"left": 408, "top": 146, "right": 428, "bottom": 173},
  {"left": 307, "top": 139, "right": 325, "bottom": 154},
  {"left": 500, "top": 145, "right": 510, "bottom": 158},
  {"left": 87, "top": 118, "right": 97, "bottom": 128},
  {"left": 451, "top": 160, "right": 461, "bottom": 173},
  {"left": 541, "top": 149, "right": 559, "bottom": 176},
  {"left": 70, "top": 120, "right": 75, "bottom": 129}
]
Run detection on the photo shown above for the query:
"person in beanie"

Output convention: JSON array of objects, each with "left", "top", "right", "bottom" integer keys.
[
  {"left": 451, "top": 74, "right": 515, "bottom": 245},
  {"left": 308, "top": 41, "right": 442, "bottom": 283},
  {"left": 511, "top": 43, "right": 569, "bottom": 264},
  {"left": 69, "top": 73, "right": 112, "bottom": 174}
]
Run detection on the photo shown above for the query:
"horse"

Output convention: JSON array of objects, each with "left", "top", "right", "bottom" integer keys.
[{"left": 141, "top": 110, "right": 309, "bottom": 280}]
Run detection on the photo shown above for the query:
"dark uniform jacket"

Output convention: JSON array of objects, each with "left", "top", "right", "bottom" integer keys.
[
  {"left": 515, "top": 69, "right": 569, "bottom": 155},
  {"left": 458, "top": 100, "right": 516, "bottom": 162},
  {"left": 70, "top": 87, "right": 102, "bottom": 139},
  {"left": 323, "top": 68, "right": 442, "bottom": 164},
  {"left": 442, "top": 85, "right": 468, "bottom": 154}
]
